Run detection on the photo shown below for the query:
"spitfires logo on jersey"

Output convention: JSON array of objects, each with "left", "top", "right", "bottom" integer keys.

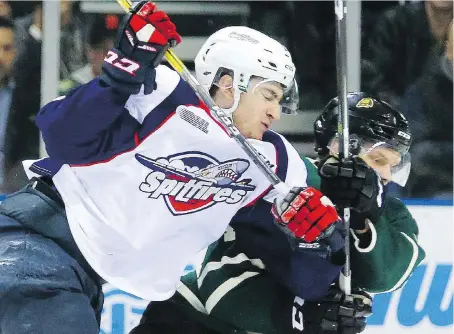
[{"left": 136, "top": 151, "right": 256, "bottom": 215}]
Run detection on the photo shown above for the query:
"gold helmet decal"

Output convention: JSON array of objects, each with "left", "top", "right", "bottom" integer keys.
[{"left": 356, "top": 97, "right": 374, "bottom": 108}]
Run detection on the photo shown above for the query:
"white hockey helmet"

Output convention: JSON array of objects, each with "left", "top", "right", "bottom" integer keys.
[{"left": 194, "top": 26, "right": 298, "bottom": 115}]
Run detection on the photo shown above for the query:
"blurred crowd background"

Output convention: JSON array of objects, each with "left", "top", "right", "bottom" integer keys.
[{"left": 0, "top": 0, "right": 451, "bottom": 199}]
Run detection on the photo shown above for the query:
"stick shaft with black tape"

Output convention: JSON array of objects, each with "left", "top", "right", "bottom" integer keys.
[
  {"left": 334, "top": 0, "right": 351, "bottom": 295},
  {"left": 116, "top": 0, "right": 290, "bottom": 195}
]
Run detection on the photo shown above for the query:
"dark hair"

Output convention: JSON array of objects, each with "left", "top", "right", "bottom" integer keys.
[{"left": 0, "top": 16, "right": 14, "bottom": 30}]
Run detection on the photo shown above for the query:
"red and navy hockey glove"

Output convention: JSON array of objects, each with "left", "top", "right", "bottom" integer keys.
[
  {"left": 272, "top": 187, "right": 346, "bottom": 260},
  {"left": 100, "top": 1, "right": 182, "bottom": 95}
]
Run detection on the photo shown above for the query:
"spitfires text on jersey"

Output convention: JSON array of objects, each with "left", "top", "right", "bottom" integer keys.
[{"left": 136, "top": 151, "right": 256, "bottom": 215}]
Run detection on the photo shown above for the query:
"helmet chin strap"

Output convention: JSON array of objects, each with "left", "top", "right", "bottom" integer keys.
[
  {"left": 211, "top": 83, "right": 242, "bottom": 118},
  {"left": 221, "top": 89, "right": 241, "bottom": 117}
]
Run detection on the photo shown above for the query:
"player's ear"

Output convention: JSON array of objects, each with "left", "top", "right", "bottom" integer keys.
[{"left": 217, "top": 74, "right": 234, "bottom": 101}]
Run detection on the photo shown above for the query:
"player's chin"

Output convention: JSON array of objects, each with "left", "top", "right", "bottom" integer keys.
[
  {"left": 250, "top": 132, "right": 264, "bottom": 140},
  {"left": 251, "top": 128, "right": 267, "bottom": 140}
]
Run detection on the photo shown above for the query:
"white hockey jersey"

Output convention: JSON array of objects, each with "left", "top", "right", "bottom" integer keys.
[{"left": 30, "top": 65, "right": 308, "bottom": 300}]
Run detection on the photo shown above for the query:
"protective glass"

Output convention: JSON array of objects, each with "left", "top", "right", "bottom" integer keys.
[
  {"left": 251, "top": 78, "right": 299, "bottom": 115},
  {"left": 328, "top": 134, "right": 411, "bottom": 186}
]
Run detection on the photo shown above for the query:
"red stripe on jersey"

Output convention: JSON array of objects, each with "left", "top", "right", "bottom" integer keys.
[
  {"left": 194, "top": 100, "right": 229, "bottom": 136},
  {"left": 134, "top": 110, "right": 176, "bottom": 145},
  {"left": 243, "top": 185, "right": 272, "bottom": 208},
  {"left": 134, "top": 131, "right": 140, "bottom": 146},
  {"left": 242, "top": 138, "right": 280, "bottom": 207}
]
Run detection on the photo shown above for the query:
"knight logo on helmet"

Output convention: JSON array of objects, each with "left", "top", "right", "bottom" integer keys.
[{"left": 356, "top": 97, "right": 374, "bottom": 108}]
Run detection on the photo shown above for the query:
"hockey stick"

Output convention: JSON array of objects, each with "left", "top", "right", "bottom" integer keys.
[
  {"left": 116, "top": 0, "right": 290, "bottom": 195},
  {"left": 334, "top": 0, "right": 352, "bottom": 295}
]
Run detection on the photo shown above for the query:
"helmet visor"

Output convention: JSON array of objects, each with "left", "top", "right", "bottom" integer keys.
[
  {"left": 328, "top": 135, "right": 411, "bottom": 187},
  {"left": 251, "top": 78, "right": 299, "bottom": 115}
]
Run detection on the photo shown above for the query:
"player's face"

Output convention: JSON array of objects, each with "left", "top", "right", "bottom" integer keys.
[
  {"left": 233, "top": 78, "right": 283, "bottom": 140},
  {"left": 329, "top": 140, "right": 401, "bottom": 185},
  {"left": 359, "top": 146, "right": 401, "bottom": 184},
  {"left": 87, "top": 38, "right": 115, "bottom": 76}
]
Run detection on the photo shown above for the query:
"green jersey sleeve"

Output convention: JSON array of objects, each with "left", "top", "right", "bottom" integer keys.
[{"left": 350, "top": 196, "right": 426, "bottom": 293}]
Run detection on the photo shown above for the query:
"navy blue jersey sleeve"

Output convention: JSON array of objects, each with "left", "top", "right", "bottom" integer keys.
[
  {"left": 35, "top": 65, "right": 198, "bottom": 165},
  {"left": 36, "top": 78, "right": 137, "bottom": 164},
  {"left": 232, "top": 200, "right": 343, "bottom": 301}
]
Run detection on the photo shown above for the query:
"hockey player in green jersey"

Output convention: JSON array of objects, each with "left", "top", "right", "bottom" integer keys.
[
  {"left": 131, "top": 93, "right": 425, "bottom": 334},
  {"left": 314, "top": 93, "right": 424, "bottom": 293}
]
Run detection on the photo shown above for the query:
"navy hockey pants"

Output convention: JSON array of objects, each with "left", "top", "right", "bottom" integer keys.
[{"left": 0, "top": 181, "right": 104, "bottom": 334}]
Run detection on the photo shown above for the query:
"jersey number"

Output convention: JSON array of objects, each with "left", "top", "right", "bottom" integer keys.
[
  {"left": 292, "top": 296, "right": 304, "bottom": 331},
  {"left": 104, "top": 51, "right": 140, "bottom": 75}
]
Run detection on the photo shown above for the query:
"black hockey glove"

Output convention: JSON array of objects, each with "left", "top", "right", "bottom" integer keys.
[
  {"left": 100, "top": 1, "right": 181, "bottom": 95},
  {"left": 300, "top": 285, "right": 372, "bottom": 334},
  {"left": 318, "top": 156, "right": 384, "bottom": 230}
]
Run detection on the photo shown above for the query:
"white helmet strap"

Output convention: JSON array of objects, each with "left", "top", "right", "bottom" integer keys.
[
  {"left": 222, "top": 89, "right": 241, "bottom": 117},
  {"left": 211, "top": 67, "right": 244, "bottom": 117}
]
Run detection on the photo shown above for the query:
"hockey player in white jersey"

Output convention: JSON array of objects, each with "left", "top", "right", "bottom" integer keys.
[{"left": 0, "top": 2, "right": 346, "bottom": 333}]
